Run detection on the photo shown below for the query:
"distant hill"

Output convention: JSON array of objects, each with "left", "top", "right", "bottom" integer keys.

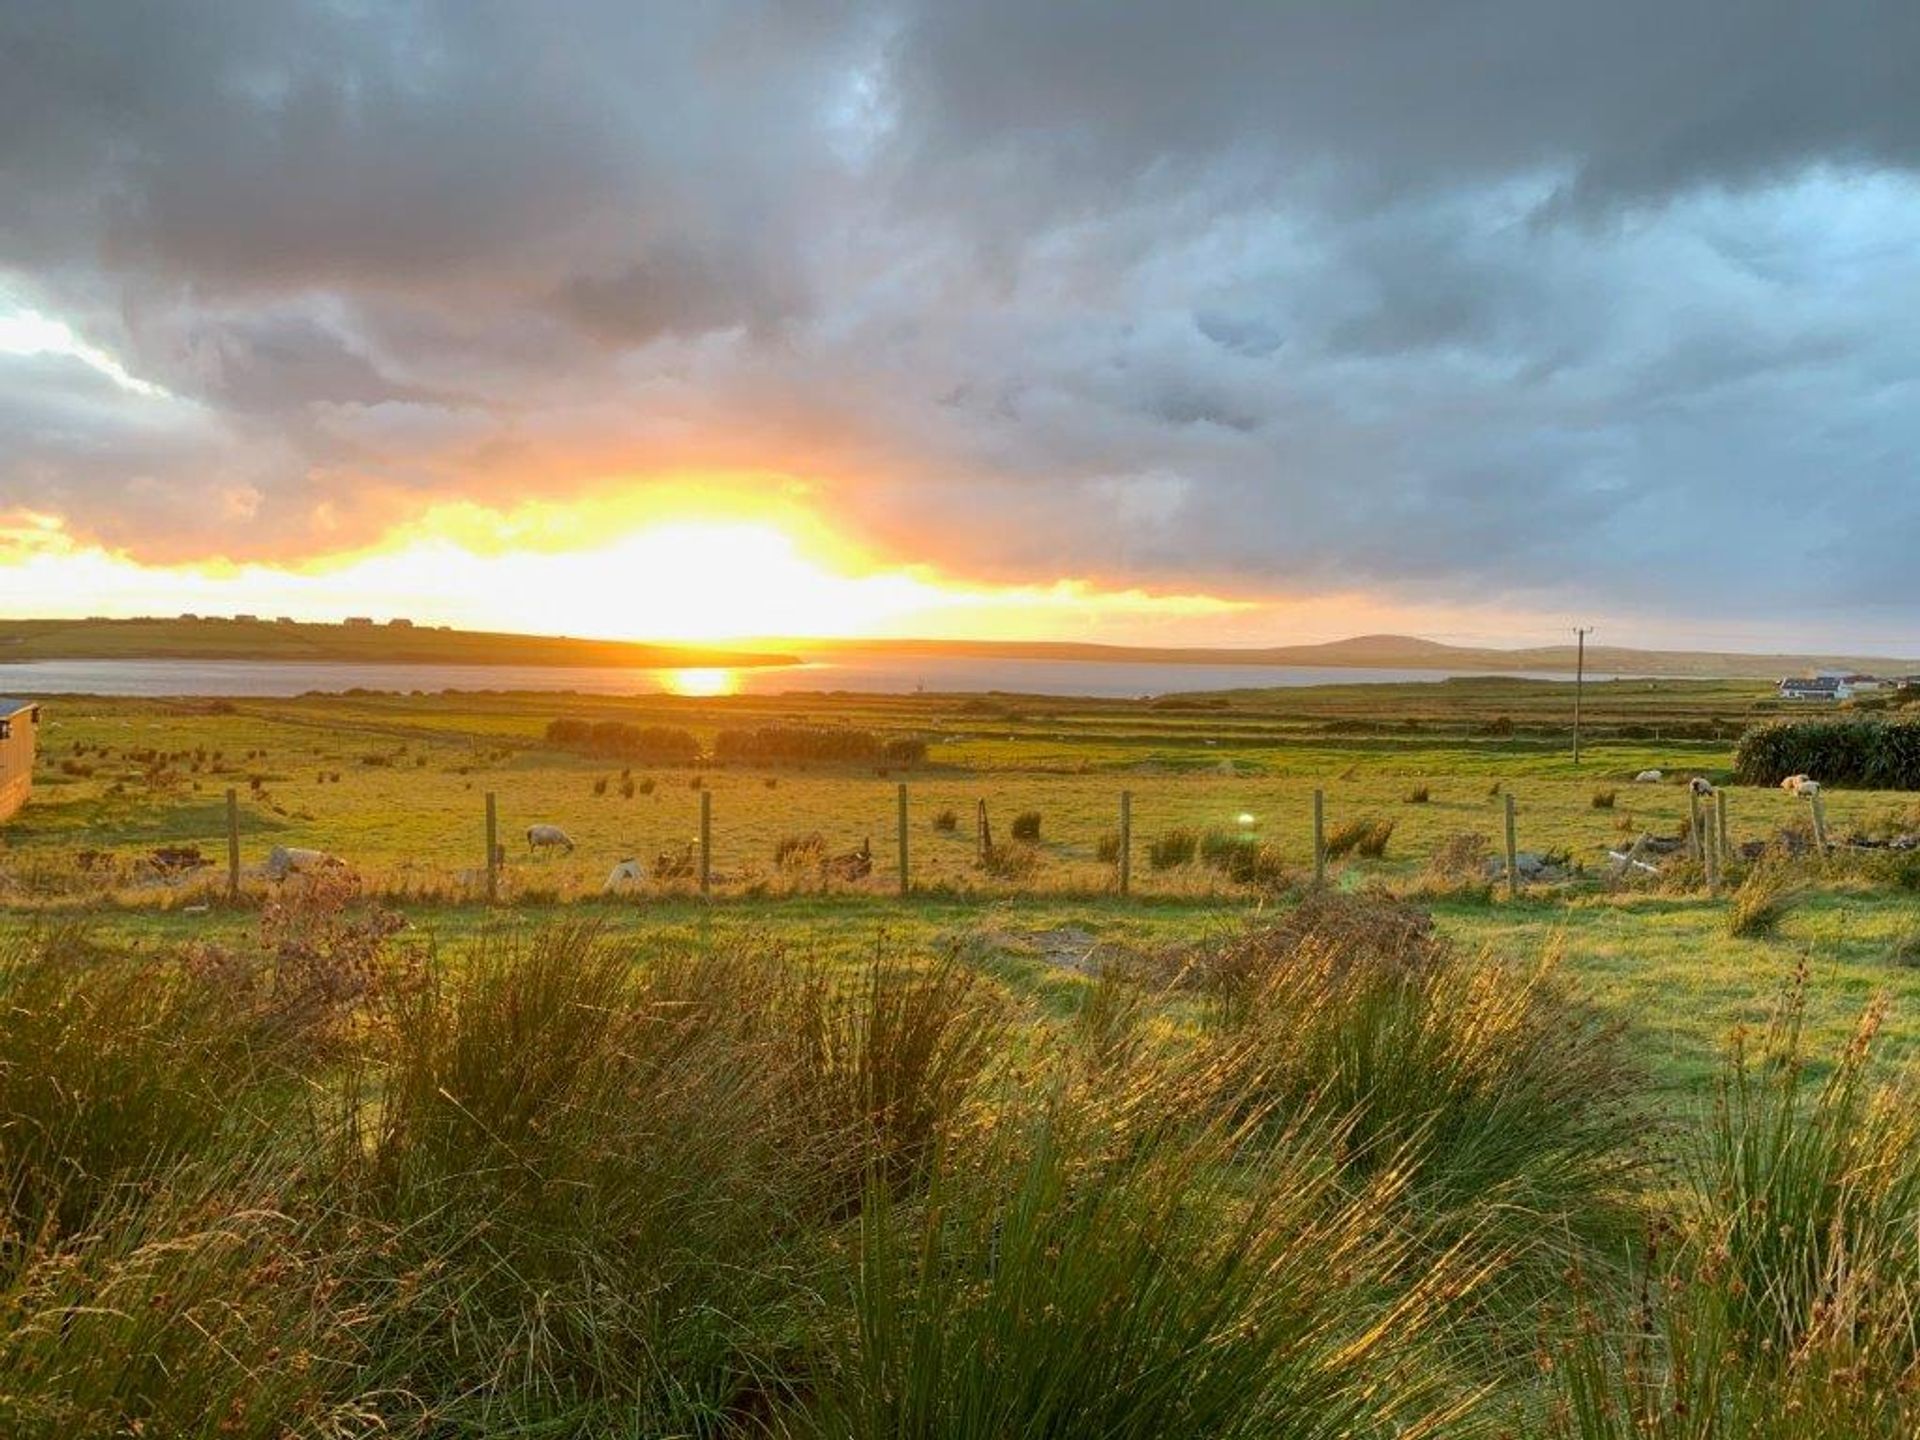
[
  {"left": 3, "top": 619, "right": 1912, "bottom": 681},
  {"left": 0, "top": 618, "right": 795, "bottom": 670},
  {"left": 788, "top": 633, "right": 1920, "bottom": 679}
]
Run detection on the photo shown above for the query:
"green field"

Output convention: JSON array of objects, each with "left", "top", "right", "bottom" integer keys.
[
  {"left": 5, "top": 676, "right": 1917, "bottom": 1093},
  {"left": 6, "top": 675, "right": 1920, "bottom": 1436}
]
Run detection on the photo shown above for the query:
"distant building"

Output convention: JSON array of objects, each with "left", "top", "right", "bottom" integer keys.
[
  {"left": 233, "top": 613, "right": 258, "bottom": 623},
  {"left": 0, "top": 699, "right": 41, "bottom": 821},
  {"left": 1778, "top": 676, "right": 1846, "bottom": 701},
  {"left": 178, "top": 612, "right": 200, "bottom": 621},
  {"left": 276, "top": 616, "right": 297, "bottom": 625},
  {"left": 388, "top": 617, "right": 414, "bottom": 628},
  {"left": 343, "top": 616, "right": 375, "bottom": 628}
]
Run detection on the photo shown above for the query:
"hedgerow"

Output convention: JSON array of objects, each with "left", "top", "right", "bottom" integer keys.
[{"left": 1732, "top": 718, "right": 1920, "bottom": 790}]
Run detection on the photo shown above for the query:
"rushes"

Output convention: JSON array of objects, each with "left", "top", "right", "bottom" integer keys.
[
  {"left": 1550, "top": 974, "right": 1920, "bottom": 1437},
  {"left": 14, "top": 898, "right": 1920, "bottom": 1437},
  {"left": 1726, "top": 861, "right": 1800, "bottom": 937},
  {"left": 1326, "top": 815, "right": 1395, "bottom": 859}
]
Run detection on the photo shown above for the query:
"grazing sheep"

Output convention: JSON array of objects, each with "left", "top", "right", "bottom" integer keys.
[
  {"left": 603, "top": 857, "right": 643, "bottom": 891},
  {"left": 1634, "top": 769, "right": 1664, "bottom": 784},
  {"left": 1795, "top": 780, "right": 1822, "bottom": 798},
  {"left": 526, "top": 823, "right": 575, "bottom": 855},
  {"left": 1780, "top": 774, "right": 1813, "bottom": 794},
  {"left": 264, "top": 845, "right": 342, "bottom": 879},
  {"left": 1688, "top": 777, "right": 1715, "bottom": 796}
]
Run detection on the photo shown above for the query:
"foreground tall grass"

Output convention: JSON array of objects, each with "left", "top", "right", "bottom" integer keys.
[
  {"left": 1550, "top": 966, "right": 1920, "bottom": 1438},
  {"left": 1, "top": 894, "right": 1913, "bottom": 1436}
]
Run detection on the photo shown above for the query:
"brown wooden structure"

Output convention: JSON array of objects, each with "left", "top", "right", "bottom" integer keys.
[{"left": 0, "top": 699, "right": 40, "bottom": 821}]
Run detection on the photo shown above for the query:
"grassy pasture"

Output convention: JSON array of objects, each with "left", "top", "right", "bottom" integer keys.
[
  {"left": 3, "top": 677, "right": 1917, "bottom": 1094},
  {"left": 5, "top": 676, "right": 1920, "bottom": 1435}
]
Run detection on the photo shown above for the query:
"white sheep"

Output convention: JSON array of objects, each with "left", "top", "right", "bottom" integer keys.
[
  {"left": 264, "top": 845, "right": 342, "bottom": 879},
  {"left": 603, "top": 858, "right": 643, "bottom": 891},
  {"left": 1780, "top": 774, "right": 1812, "bottom": 794},
  {"left": 1795, "top": 779, "right": 1822, "bottom": 798},
  {"left": 1688, "top": 777, "right": 1715, "bottom": 796},
  {"left": 526, "top": 823, "right": 576, "bottom": 855},
  {"left": 1634, "top": 769, "right": 1663, "bottom": 783}
]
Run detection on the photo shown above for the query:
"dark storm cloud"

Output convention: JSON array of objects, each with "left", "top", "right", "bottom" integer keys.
[{"left": 1, "top": 0, "right": 1917, "bottom": 639}]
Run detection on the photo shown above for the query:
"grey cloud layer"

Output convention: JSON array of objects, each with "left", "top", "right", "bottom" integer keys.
[{"left": 2, "top": 0, "right": 1916, "bottom": 635}]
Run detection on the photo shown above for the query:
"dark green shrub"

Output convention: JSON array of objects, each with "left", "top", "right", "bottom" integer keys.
[
  {"left": 545, "top": 718, "right": 702, "bottom": 763},
  {"left": 1733, "top": 718, "right": 1920, "bottom": 790}
]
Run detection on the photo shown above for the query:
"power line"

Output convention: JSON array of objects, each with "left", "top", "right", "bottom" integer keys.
[{"left": 1573, "top": 626, "right": 1592, "bottom": 766}]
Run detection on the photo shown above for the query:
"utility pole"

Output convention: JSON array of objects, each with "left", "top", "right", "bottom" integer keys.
[{"left": 1572, "top": 626, "right": 1592, "bottom": 766}]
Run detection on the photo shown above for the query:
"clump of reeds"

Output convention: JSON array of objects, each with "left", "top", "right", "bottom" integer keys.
[
  {"left": 1727, "top": 861, "right": 1800, "bottom": 937},
  {"left": 1416, "top": 832, "right": 1494, "bottom": 901},
  {"left": 1010, "top": 810, "right": 1042, "bottom": 841},
  {"left": 776, "top": 831, "right": 829, "bottom": 870},
  {"left": 1550, "top": 974, "right": 1920, "bottom": 1437},
  {"left": 1148, "top": 828, "right": 1198, "bottom": 869},
  {"left": 1590, "top": 788, "right": 1616, "bottom": 809},
  {"left": 1404, "top": 785, "right": 1431, "bottom": 804},
  {"left": 1325, "top": 816, "right": 1395, "bottom": 859},
  {"left": 1188, "top": 899, "right": 1644, "bottom": 1326},
  {"left": 980, "top": 841, "right": 1041, "bottom": 880},
  {"left": 1197, "top": 829, "right": 1289, "bottom": 886}
]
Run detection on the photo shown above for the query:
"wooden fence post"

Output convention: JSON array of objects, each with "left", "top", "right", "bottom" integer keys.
[
  {"left": 1716, "top": 789, "right": 1732, "bottom": 867},
  {"left": 700, "top": 789, "right": 713, "bottom": 896},
  {"left": 897, "top": 782, "right": 910, "bottom": 898},
  {"left": 1118, "top": 790, "right": 1132, "bottom": 896},
  {"left": 1703, "top": 805, "right": 1720, "bottom": 896},
  {"left": 225, "top": 787, "right": 240, "bottom": 902},
  {"left": 1687, "top": 789, "right": 1705, "bottom": 863},
  {"left": 1809, "top": 790, "right": 1829, "bottom": 855},
  {"left": 977, "top": 798, "right": 992, "bottom": 863},
  {"left": 1312, "top": 789, "right": 1326, "bottom": 888},
  {"left": 1503, "top": 792, "right": 1520, "bottom": 899},
  {"left": 484, "top": 791, "right": 498, "bottom": 904}
]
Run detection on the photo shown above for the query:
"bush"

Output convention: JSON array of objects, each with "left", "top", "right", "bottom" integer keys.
[
  {"left": 545, "top": 717, "right": 701, "bottom": 763},
  {"left": 1590, "top": 788, "right": 1616, "bottom": 809},
  {"left": 1733, "top": 717, "right": 1920, "bottom": 790},
  {"left": 1010, "top": 810, "right": 1042, "bottom": 841},
  {"left": 712, "top": 726, "right": 924, "bottom": 766}
]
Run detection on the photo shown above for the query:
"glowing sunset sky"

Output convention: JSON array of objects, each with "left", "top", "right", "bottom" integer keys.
[{"left": 3, "top": 3, "right": 1917, "bottom": 650}]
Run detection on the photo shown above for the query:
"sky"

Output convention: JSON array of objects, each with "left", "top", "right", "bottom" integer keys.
[{"left": 2, "top": 1, "right": 1917, "bottom": 652}]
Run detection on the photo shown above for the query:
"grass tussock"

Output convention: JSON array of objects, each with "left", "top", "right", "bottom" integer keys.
[
  {"left": 1726, "top": 862, "right": 1802, "bottom": 937},
  {"left": 1182, "top": 903, "right": 1643, "bottom": 1325},
  {"left": 1326, "top": 815, "right": 1396, "bottom": 859},
  {"left": 13, "top": 886, "right": 1920, "bottom": 1437},
  {"left": 1550, "top": 972, "right": 1920, "bottom": 1437},
  {"left": 1591, "top": 788, "right": 1616, "bottom": 809}
]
